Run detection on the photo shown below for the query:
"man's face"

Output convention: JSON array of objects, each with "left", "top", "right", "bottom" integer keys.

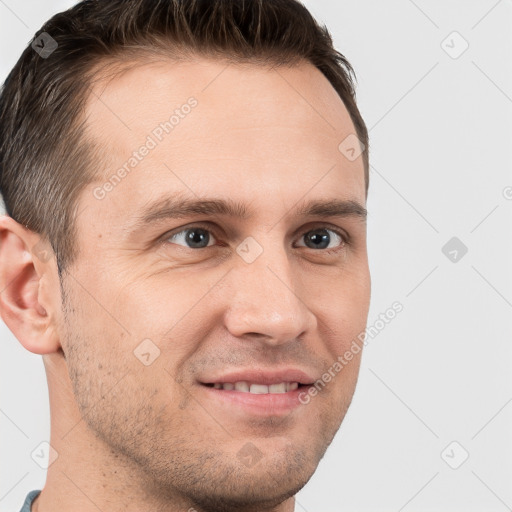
[{"left": 62, "top": 58, "right": 370, "bottom": 509}]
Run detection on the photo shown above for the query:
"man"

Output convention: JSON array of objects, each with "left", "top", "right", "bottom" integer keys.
[{"left": 0, "top": 0, "right": 371, "bottom": 510}]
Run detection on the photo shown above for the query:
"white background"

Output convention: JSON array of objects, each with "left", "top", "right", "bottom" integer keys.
[{"left": 1, "top": 1, "right": 511, "bottom": 511}]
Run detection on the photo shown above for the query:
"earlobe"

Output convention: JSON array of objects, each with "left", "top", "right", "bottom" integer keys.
[{"left": 0, "top": 215, "right": 61, "bottom": 354}]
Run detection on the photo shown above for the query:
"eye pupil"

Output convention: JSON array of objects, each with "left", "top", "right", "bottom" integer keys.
[
  {"left": 305, "top": 230, "right": 330, "bottom": 250},
  {"left": 186, "top": 228, "right": 210, "bottom": 248}
]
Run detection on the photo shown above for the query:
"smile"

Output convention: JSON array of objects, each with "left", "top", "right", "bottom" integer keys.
[
  {"left": 205, "top": 381, "right": 300, "bottom": 393},
  {"left": 197, "top": 368, "right": 316, "bottom": 416}
]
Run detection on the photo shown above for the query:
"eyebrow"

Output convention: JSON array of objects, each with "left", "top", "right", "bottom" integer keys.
[{"left": 131, "top": 195, "right": 367, "bottom": 231}]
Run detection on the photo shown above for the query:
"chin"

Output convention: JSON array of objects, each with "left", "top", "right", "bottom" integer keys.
[
  {"left": 181, "top": 461, "right": 313, "bottom": 512},
  {"left": 146, "top": 440, "right": 321, "bottom": 512}
]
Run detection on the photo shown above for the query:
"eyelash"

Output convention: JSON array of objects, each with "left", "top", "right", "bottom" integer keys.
[{"left": 162, "top": 223, "right": 350, "bottom": 254}]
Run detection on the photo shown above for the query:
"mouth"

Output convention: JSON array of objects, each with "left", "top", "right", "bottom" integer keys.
[
  {"left": 202, "top": 381, "right": 306, "bottom": 393},
  {"left": 197, "top": 369, "right": 316, "bottom": 416}
]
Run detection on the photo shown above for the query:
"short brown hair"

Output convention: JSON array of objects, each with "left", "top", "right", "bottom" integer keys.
[{"left": 0, "top": 0, "right": 369, "bottom": 274}]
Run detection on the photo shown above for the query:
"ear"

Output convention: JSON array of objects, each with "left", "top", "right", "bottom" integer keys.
[{"left": 0, "top": 214, "right": 61, "bottom": 354}]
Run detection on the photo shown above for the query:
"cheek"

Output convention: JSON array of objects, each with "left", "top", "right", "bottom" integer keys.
[
  {"left": 60, "top": 282, "right": 146, "bottom": 408},
  {"left": 319, "top": 275, "right": 371, "bottom": 350},
  {"left": 63, "top": 321, "right": 129, "bottom": 416},
  {"left": 313, "top": 269, "right": 369, "bottom": 398},
  {"left": 64, "top": 311, "right": 189, "bottom": 444},
  {"left": 105, "top": 272, "right": 222, "bottom": 361}
]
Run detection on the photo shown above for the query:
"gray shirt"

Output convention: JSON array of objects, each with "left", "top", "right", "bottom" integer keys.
[{"left": 18, "top": 490, "right": 41, "bottom": 512}]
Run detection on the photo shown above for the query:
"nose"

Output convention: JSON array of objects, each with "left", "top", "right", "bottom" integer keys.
[{"left": 223, "top": 248, "right": 317, "bottom": 347}]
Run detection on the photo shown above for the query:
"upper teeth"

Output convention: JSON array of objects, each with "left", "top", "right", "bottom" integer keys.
[{"left": 212, "top": 382, "right": 299, "bottom": 393}]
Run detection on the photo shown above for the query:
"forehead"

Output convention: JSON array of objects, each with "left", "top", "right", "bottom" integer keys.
[{"left": 81, "top": 57, "right": 365, "bottom": 224}]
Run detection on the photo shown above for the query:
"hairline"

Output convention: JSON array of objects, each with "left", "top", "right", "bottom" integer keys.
[{"left": 82, "top": 50, "right": 368, "bottom": 188}]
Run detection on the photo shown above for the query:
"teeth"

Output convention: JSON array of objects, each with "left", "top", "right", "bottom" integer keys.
[
  {"left": 250, "top": 384, "right": 269, "bottom": 394},
  {"left": 211, "top": 381, "right": 299, "bottom": 394},
  {"left": 234, "top": 381, "right": 249, "bottom": 392},
  {"left": 269, "top": 383, "right": 286, "bottom": 394}
]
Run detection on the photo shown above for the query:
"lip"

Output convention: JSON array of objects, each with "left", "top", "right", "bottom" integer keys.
[
  {"left": 199, "top": 383, "right": 312, "bottom": 416},
  {"left": 197, "top": 367, "right": 316, "bottom": 417},
  {"left": 199, "top": 368, "right": 316, "bottom": 386}
]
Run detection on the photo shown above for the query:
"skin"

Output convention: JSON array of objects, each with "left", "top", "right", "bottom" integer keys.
[{"left": 0, "top": 57, "right": 370, "bottom": 512}]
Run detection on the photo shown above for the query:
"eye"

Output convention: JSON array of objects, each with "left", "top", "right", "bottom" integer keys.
[
  {"left": 165, "top": 225, "right": 218, "bottom": 249},
  {"left": 296, "top": 227, "right": 347, "bottom": 252},
  {"left": 162, "top": 224, "right": 348, "bottom": 252}
]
